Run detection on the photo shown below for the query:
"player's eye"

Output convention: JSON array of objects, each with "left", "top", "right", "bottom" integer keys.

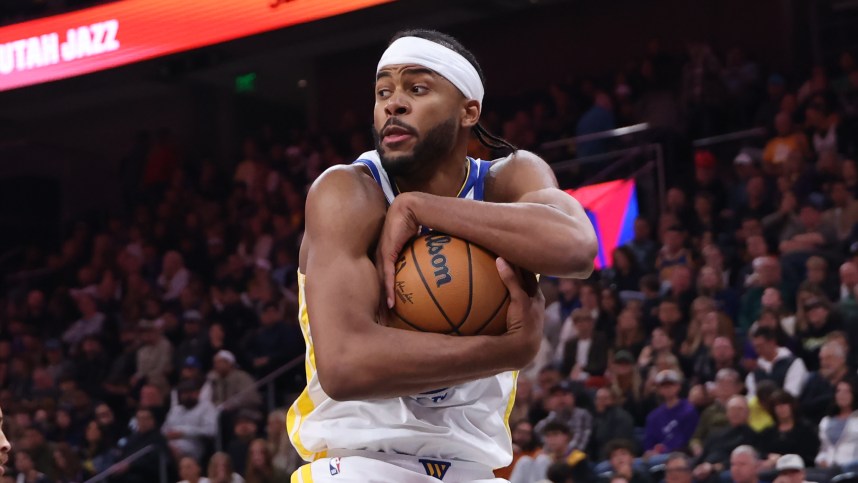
[
  {"left": 411, "top": 85, "right": 428, "bottom": 94},
  {"left": 377, "top": 87, "right": 392, "bottom": 98}
]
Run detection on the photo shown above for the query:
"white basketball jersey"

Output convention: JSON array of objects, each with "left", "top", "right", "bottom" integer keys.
[{"left": 287, "top": 150, "right": 518, "bottom": 470}]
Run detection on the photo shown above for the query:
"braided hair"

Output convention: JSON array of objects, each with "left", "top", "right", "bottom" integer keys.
[{"left": 389, "top": 29, "right": 518, "bottom": 154}]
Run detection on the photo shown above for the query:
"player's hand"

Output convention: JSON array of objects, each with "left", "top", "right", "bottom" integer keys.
[
  {"left": 377, "top": 194, "right": 421, "bottom": 309},
  {"left": 496, "top": 257, "right": 544, "bottom": 367}
]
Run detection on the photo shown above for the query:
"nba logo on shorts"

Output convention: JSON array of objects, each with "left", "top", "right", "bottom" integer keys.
[
  {"left": 419, "top": 459, "right": 451, "bottom": 480},
  {"left": 329, "top": 457, "right": 341, "bottom": 476}
]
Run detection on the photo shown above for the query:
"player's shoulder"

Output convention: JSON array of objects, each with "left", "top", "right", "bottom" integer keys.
[
  {"left": 484, "top": 150, "right": 554, "bottom": 201},
  {"left": 487, "top": 149, "right": 549, "bottom": 173},
  {"left": 307, "top": 164, "right": 386, "bottom": 209}
]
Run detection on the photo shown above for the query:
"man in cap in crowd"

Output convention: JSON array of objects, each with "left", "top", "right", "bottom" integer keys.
[
  {"left": 773, "top": 454, "right": 816, "bottom": 483},
  {"left": 642, "top": 370, "right": 699, "bottom": 465},
  {"left": 207, "top": 350, "right": 261, "bottom": 411},
  {"left": 534, "top": 381, "right": 593, "bottom": 452}
]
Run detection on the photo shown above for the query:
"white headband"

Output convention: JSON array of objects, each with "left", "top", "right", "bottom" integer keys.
[{"left": 377, "top": 36, "right": 484, "bottom": 105}]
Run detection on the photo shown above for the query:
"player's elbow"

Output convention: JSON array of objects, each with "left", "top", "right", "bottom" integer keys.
[
  {"left": 316, "top": 354, "right": 370, "bottom": 402},
  {"left": 561, "top": 230, "right": 597, "bottom": 278}
]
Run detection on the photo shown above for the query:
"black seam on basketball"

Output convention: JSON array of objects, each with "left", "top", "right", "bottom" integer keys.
[
  {"left": 473, "top": 291, "right": 509, "bottom": 335},
  {"left": 391, "top": 310, "right": 427, "bottom": 332},
  {"left": 411, "top": 238, "right": 460, "bottom": 334},
  {"left": 456, "top": 241, "right": 474, "bottom": 330}
]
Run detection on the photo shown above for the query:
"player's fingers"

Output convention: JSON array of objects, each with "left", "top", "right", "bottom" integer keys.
[
  {"left": 496, "top": 257, "right": 526, "bottom": 301},
  {"left": 384, "top": 256, "right": 396, "bottom": 309},
  {"left": 519, "top": 268, "right": 539, "bottom": 298}
]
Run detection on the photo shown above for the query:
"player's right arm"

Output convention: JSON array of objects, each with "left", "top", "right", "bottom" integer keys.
[{"left": 303, "top": 166, "right": 543, "bottom": 401}]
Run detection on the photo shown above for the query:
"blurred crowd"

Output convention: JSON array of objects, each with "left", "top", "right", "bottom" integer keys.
[{"left": 3, "top": 35, "right": 858, "bottom": 483}]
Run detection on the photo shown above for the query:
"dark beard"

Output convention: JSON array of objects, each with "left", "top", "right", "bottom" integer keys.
[{"left": 373, "top": 117, "right": 458, "bottom": 178}]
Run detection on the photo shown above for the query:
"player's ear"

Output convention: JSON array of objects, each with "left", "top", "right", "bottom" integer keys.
[{"left": 461, "top": 99, "right": 480, "bottom": 128}]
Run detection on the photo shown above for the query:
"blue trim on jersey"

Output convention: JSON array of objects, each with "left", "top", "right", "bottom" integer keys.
[
  {"left": 473, "top": 159, "right": 491, "bottom": 202},
  {"left": 353, "top": 159, "right": 383, "bottom": 186}
]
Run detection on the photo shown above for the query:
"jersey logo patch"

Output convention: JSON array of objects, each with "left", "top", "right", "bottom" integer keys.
[
  {"left": 419, "top": 459, "right": 451, "bottom": 480},
  {"left": 329, "top": 457, "right": 341, "bottom": 476}
]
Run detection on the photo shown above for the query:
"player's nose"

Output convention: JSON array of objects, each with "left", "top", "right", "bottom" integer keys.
[{"left": 384, "top": 92, "right": 410, "bottom": 116}]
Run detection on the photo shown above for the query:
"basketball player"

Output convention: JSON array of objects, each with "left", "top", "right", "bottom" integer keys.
[
  {"left": 288, "top": 30, "right": 597, "bottom": 483},
  {"left": 0, "top": 406, "right": 11, "bottom": 476}
]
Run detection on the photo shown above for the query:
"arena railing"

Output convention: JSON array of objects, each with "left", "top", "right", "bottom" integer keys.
[
  {"left": 214, "top": 353, "right": 305, "bottom": 452},
  {"left": 691, "top": 126, "right": 768, "bottom": 148},
  {"left": 83, "top": 443, "right": 169, "bottom": 483},
  {"left": 540, "top": 122, "right": 650, "bottom": 151}
]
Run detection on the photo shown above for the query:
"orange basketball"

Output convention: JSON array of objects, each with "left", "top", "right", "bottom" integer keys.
[{"left": 390, "top": 232, "right": 509, "bottom": 336}]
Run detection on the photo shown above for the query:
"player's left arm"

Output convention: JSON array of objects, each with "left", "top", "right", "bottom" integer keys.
[{"left": 378, "top": 149, "right": 597, "bottom": 308}]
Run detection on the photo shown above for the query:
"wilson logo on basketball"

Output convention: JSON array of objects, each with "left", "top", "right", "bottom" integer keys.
[{"left": 425, "top": 234, "right": 452, "bottom": 287}]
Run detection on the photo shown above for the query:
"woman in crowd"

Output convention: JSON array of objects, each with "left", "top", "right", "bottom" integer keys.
[
  {"left": 207, "top": 452, "right": 244, "bottom": 483},
  {"left": 178, "top": 456, "right": 211, "bottom": 483},
  {"left": 816, "top": 379, "right": 858, "bottom": 470},
  {"left": 758, "top": 391, "right": 820, "bottom": 468},
  {"left": 613, "top": 309, "right": 646, "bottom": 358},
  {"left": 265, "top": 410, "right": 300, "bottom": 475},
  {"left": 80, "top": 420, "right": 116, "bottom": 477},
  {"left": 244, "top": 439, "right": 289, "bottom": 483}
]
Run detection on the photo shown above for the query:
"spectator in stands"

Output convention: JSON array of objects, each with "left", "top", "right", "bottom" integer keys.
[
  {"left": 498, "top": 420, "right": 538, "bottom": 479},
  {"left": 796, "top": 297, "right": 842, "bottom": 370},
  {"left": 509, "top": 421, "right": 592, "bottom": 483},
  {"left": 697, "top": 266, "right": 739, "bottom": 321},
  {"left": 112, "top": 408, "right": 172, "bottom": 483},
  {"left": 779, "top": 201, "right": 839, "bottom": 254},
  {"left": 162, "top": 380, "right": 218, "bottom": 462},
  {"left": 638, "top": 327, "right": 676, "bottom": 374},
  {"left": 207, "top": 452, "right": 244, "bottom": 483},
  {"left": 80, "top": 420, "right": 115, "bottom": 477},
  {"left": 264, "top": 410, "right": 298, "bottom": 476},
  {"left": 816, "top": 378, "right": 858, "bottom": 470},
  {"left": 729, "top": 445, "right": 762, "bottom": 483},
  {"left": 690, "top": 368, "right": 743, "bottom": 456},
  {"left": 613, "top": 310, "right": 646, "bottom": 358},
  {"left": 739, "top": 256, "right": 785, "bottom": 331},
  {"left": 607, "top": 350, "right": 648, "bottom": 426},
  {"left": 244, "top": 438, "right": 289, "bottom": 483},
  {"left": 624, "top": 218, "right": 658, "bottom": 273},
  {"left": 748, "top": 380, "right": 777, "bottom": 433},
  {"left": 802, "top": 340, "right": 851, "bottom": 425},
  {"left": 691, "top": 395, "right": 756, "bottom": 482},
  {"left": 14, "top": 450, "right": 50, "bottom": 483},
  {"left": 759, "top": 391, "right": 820, "bottom": 469},
  {"left": 590, "top": 387, "right": 635, "bottom": 461},
  {"left": 605, "top": 246, "right": 643, "bottom": 292},
  {"left": 655, "top": 225, "right": 693, "bottom": 284},
  {"left": 772, "top": 454, "right": 812, "bottom": 483},
  {"left": 175, "top": 311, "right": 209, "bottom": 371},
  {"left": 132, "top": 319, "right": 173, "bottom": 393},
  {"left": 825, "top": 181, "right": 858, "bottom": 241},
  {"left": 534, "top": 382, "right": 592, "bottom": 452},
  {"left": 246, "top": 302, "right": 302, "bottom": 379},
  {"left": 838, "top": 261, "right": 858, "bottom": 303},
  {"left": 158, "top": 251, "right": 190, "bottom": 302},
  {"left": 760, "top": 288, "right": 798, "bottom": 337},
  {"left": 73, "top": 336, "right": 110, "bottom": 401},
  {"left": 61, "top": 293, "right": 104, "bottom": 354},
  {"left": 576, "top": 91, "right": 615, "bottom": 157},
  {"left": 543, "top": 278, "right": 579, "bottom": 354},
  {"left": 207, "top": 350, "right": 261, "bottom": 411},
  {"left": 763, "top": 111, "right": 811, "bottom": 168},
  {"left": 803, "top": 256, "right": 837, "bottom": 302},
  {"left": 227, "top": 409, "right": 261, "bottom": 476},
  {"left": 664, "top": 453, "right": 693, "bottom": 483},
  {"left": 559, "top": 308, "right": 609, "bottom": 381},
  {"left": 642, "top": 370, "right": 698, "bottom": 460},
  {"left": 600, "top": 439, "right": 652, "bottom": 483},
  {"left": 138, "top": 383, "right": 169, "bottom": 426},
  {"left": 746, "top": 326, "right": 808, "bottom": 397},
  {"left": 178, "top": 455, "right": 210, "bottom": 483}
]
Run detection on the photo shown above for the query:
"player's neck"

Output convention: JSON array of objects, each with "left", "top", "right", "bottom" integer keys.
[{"left": 394, "top": 148, "right": 469, "bottom": 198}]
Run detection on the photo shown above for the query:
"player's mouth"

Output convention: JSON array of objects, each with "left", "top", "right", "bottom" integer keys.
[{"left": 382, "top": 125, "right": 415, "bottom": 146}]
